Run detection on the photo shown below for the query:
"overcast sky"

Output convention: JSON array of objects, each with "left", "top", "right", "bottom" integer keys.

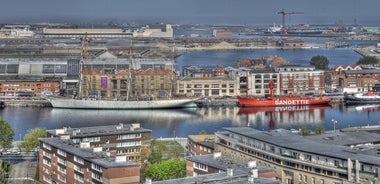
[{"left": 2, "top": 0, "right": 379, "bottom": 25}]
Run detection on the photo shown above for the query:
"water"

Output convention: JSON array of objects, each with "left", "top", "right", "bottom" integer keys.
[
  {"left": 2, "top": 104, "right": 380, "bottom": 141},
  {"left": 174, "top": 48, "right": 364, "bottom": 74},
  {"left": 2, "top": 47, "right": 380, "bottom": 140}
]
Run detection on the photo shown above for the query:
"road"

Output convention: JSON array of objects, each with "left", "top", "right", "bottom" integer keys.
[{"left": 2, "top": 153, "right": 38, "bottom": 184}]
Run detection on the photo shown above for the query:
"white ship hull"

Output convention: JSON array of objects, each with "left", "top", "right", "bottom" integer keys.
[{"left": 49, "top": 98, "right": 197, "bottom": 110}]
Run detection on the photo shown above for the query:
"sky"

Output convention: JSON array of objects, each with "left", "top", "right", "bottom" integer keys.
[{"left": 1, "top": 0, "right": 380, "bottom": 25}]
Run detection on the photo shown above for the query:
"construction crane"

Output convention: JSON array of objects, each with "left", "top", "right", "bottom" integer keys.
[{"left": 277, "top": 9, "right": 304, "bottom": 35}]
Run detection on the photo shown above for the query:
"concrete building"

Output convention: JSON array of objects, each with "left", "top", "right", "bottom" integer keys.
[
  {"left": 46, "top": 123, "right": 152, "bottom": 163},
  {"left": 39, "top": 137, "right": 141, "bottom": 184},
  {"left": 42, "top": 24, "right": 173, "bottom": 39},
  {"left": 214, "top": 127, "right": 380, "bottom": 184},
  {"left": 177, "top": 76, "right": 237, "bottom": 97}
]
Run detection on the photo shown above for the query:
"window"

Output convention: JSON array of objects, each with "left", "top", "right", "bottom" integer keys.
[
  {"left": 74, "top": 173, "right": 84, "bottom": 183},
  {"left": 92, "top": 163, "right": 102, "bottom": 172},
  {"left": 74, "top": 155, "right": 84, "bottom": 164},
  {"left": 116, "top": 141, "right": 141, "bottom": 147},
  {"left": 58, "top": 175, "right": 66, "bottom": 182},
  {"left": 58, "top": 165, "right": 66, "bottom": 174},
  {"left": 92, "top": 172, "right": 102, "bottom": 182},
  {"left": 194, "top": 162, "right": 208, "bottom": 171},
  {"left": 74, "top": 165, "right": 84, "bottom": 173},
  {"left": 82, "top": 136, "right": 100, "bottom": 142},
  {"left": 57, "top": 157, "right": 66, "bottom": 165},
  {"left": 42, "top": 143, "right": 51, "bottom": 150},
  {"left": 43, "top": 151, "right": 51, "bottom": 158},
  {"left": 57, "top": 149, "right": 66, "bottom": 157},
  {"left": 43, "top": 158, "right": 51, "bottom": 166},
  {"left": 117, "top": 133, "right": 141, "bottom": 140}
]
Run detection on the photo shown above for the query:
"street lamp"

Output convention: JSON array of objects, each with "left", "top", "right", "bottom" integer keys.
[{"left": 331, "top": 119, "right": 338, "bottom": 132}]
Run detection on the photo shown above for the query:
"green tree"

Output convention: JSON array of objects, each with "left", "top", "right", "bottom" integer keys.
[
  {"left": 144, "top": 159, "right": 186, "bottom": 181},
  {"left": 19, "top": 128, "right": 47, "bottom": 151},
  {"left": 310, "top": 55, "right": 329, "bottom": 70},
  {"left": 198, "top": 130, "right": 207, "bottom": 135},
  {"left": 148, "top": 139, "right": 166, "bottom": 163},
  {"left": 0, "top": 118, "right": 14, "bottom": 148},
  {"left": 315, "top": 124, "right": 325, "bottom": 135},
  {"left": 356, "top": 56, "right": 379, "bottom": 65},
  {"left": 299, "top": 127, "right": 310, "bottom": 136}
]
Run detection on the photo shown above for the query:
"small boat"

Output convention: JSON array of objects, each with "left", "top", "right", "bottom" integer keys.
[
  {"left": 237, "top": 80, "right": 331, "bottom": 107},
  {"left": 345, "top": 91, "right": 380, "bottom": 105}
]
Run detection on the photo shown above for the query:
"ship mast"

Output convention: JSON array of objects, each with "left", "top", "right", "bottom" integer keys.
[
  {"left": 126, "top": 39, "right": 133, "bottom": 101},
  {"left": 78, "top": 32, "right": 90, "bottom": 98}
]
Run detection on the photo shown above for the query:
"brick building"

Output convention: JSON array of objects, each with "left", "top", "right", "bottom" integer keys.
[
  {"left": 46, "top": 123, "right": 152, "bottom": 163},
  {"left": 39, "top": 137, "right": 141, "bottom": 184},
  {"left": 187, "top": 134, "right": 215, "bottom": 155}
]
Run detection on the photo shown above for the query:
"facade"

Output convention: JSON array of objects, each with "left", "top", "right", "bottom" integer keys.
[
  {"left": 43, "top": 24, "right": 173, "bottom": 39},
  {"left": 215, "top": 127, "right": 380, "bottom": 184},
  {"left": 81, "top": 68, "right": 178, "bottom": 99},
  {"left": 212, "top": 30, "right": 233, "bottom": 39},
  {"left": 187, "top": 134, "right": 215, "bottom": 155},
  {"left": 46, "top": 123, "right": 152, "bottom": 163},
  {"left": 176, "top": 76, "right": 237, "bottom": 97},
  {"left": 275, "top": 65, "right": 326, "bottom": 96},
  {"left": 246, "top": 70, "right": 280, "bottom": 97},
  {"left": 0, "top": 80, "right": 60, "bottom": 97},
  {"left": 39, "top": 137, "right": 141, "bottom": 184},
  {"left": 331, "top": 69, "right": 380, "bottom": 93}
]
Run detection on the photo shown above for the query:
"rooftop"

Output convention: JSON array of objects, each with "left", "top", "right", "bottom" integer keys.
[
  {"left": 47, "top": 123, "right": 151, "bottom": 138},
  {"left": 221, "top": 127, "right": 380, "bottom": 166},
  {"left": 39, "top": 137, "right": 139, "bottom": 168}
]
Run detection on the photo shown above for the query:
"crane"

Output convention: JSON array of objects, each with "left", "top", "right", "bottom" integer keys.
[{"left": 277, "top": 9, "right": 304, "bottom": 35}]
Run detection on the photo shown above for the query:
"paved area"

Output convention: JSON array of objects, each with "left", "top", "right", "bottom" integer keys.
[{"left": 7, "top": 160, "right": 37, "bottom": 184}]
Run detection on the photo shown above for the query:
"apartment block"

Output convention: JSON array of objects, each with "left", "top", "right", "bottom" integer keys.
[
  {"left": 215, "top": 127, "right": 380, "bottom": 184},
  {"left": 46, "top": 123, "right": 152, "bottom": 163},
  {"left": 39, "top": 137, "right": 141, "bottom": 184}
]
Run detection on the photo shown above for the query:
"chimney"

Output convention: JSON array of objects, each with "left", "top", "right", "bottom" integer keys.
[
  {"left": 213, "top": 152, "right": 222, "bottom": 159},
  {"left": 227, "top": 167, "right": 233, "bottom": 177}
]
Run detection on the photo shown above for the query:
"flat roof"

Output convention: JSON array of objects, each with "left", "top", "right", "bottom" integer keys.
[
  {"left": 47, "top": 123, "right": 151, "bottom": 138},
  {"left": 39, "top": 137, "right": 139, "bottom": 168},
  {"left": 222, "top": 127, "right": 380, "bottom": 166}
]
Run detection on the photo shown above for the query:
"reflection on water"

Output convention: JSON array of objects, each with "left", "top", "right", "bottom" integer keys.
[
  {"left": 237, "top": 105, "right": 332, "bottom": 129},
  {"left": 342, "top": 104, "right": 380, "bottom": 112},
  {"left": 2, "top": 104, "right": 380, "bottom": 140}
]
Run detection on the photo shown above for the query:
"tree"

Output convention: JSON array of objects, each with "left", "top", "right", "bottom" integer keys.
[
  {"left": 299, "top": 126, "right": 310, "bottom": 136},
  {"left": 356, "top": 56, "right": 379, "bottom": 65},
  {"left": 310, "top": 55, "right": 329, "bottom": 70},
  {"left": 19, "top": 128, "right": 46, "bottom": 151},
  {"left": 144, "top": 159, "right": 186, "bottom": 181},
  {"left": 0, "top": 118, "right": 14, "bottom": 148},
  {"left": 198, "top": 130, "right": 207, "bottom": 135},
  {"left": 315, "top": 124, "right": 325, "bottom": 135}
]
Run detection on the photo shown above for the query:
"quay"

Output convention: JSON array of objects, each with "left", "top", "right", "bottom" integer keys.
[{"left": 2, "top": 95, "right": 344, "bottom": 108}]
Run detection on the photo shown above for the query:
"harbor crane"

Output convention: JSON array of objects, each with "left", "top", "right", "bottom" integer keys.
[{"left": 277, "top": 9, "right": 304, "bottom": 35}]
